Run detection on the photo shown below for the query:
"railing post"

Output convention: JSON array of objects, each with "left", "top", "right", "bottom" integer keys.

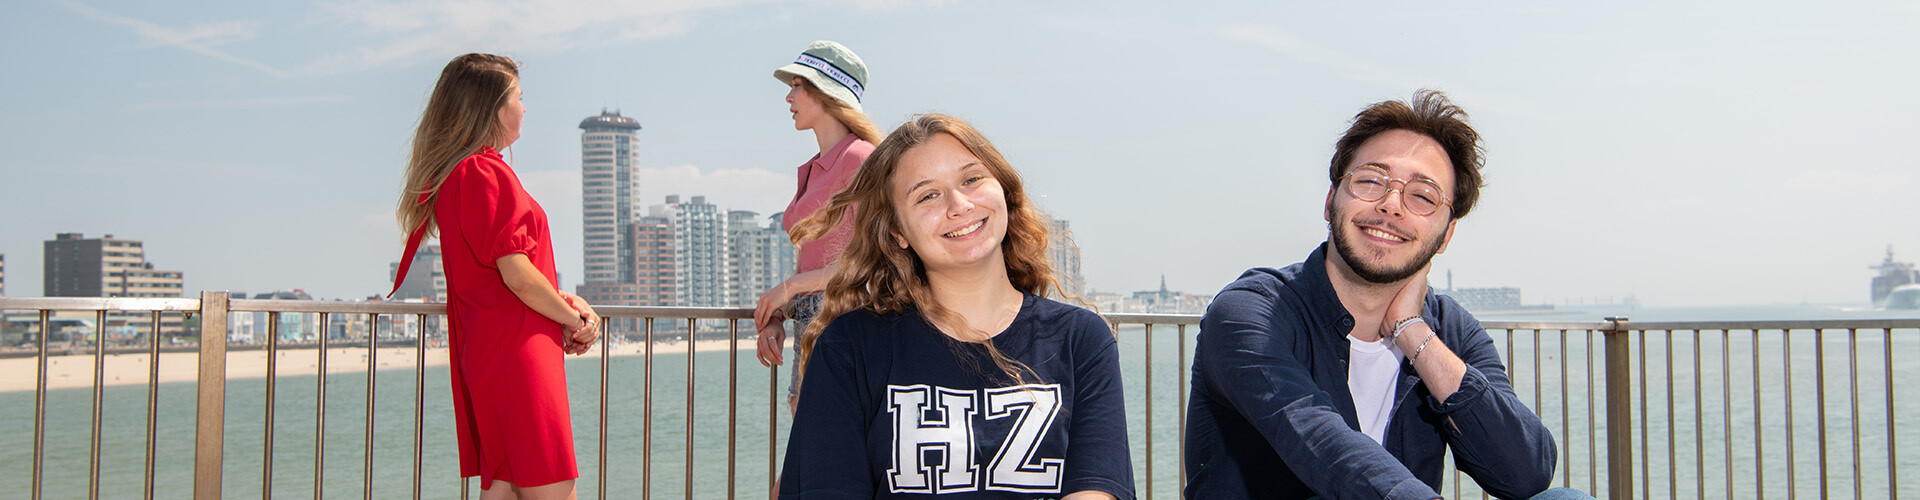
[
  {"left": 1603, "top": 317, "right": 1633, "bottom": 500},
  {"left": 194, "top": 291, "right": 229, "bottom": 499}
]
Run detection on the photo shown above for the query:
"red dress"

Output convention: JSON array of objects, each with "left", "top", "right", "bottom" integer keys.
[{"left": 430, "top": 147, "right": 577, "bottom": 489}]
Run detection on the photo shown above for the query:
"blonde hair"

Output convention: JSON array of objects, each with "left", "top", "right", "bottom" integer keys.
[
  {"left": 799, "top": 79, "right": 883, "bottom": 145},
  {"left": 791, "top": 113, "right": 1093, "bottom": 387},
  {"left": 397, "top": 53, "right": 520, "bottom": 238}
]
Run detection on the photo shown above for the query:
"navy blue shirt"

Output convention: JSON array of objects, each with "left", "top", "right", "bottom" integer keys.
[
  {"left": 782, "top": 294, "right": 1135, "bottom": 499},
  {"left": 1184, "top": 244, "right": 1557, "bottom": 500}
]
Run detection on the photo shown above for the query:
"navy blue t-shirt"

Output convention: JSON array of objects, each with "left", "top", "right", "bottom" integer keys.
[{"left": 780, "top": 294, "right": 1135, "bottom": 500}]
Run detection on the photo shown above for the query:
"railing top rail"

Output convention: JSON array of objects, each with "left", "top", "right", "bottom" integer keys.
[
  {"left": 230, "top": 299, "right": 444, "bottom": 314},
  {"left": 6, "top": 297, "right": 1917, "bottom": 332},
  {"left": 594, "top": 305, "right": 755, "bottom": 320},
  {"left": 1592, "top": 318, "right": 1920, "bottom": 331},
  {"left": 1100, "top": 313, "right": 1204, "bottom": 326},
  {"left": 1482, "top": 319, "right": 1920, "bottom": 331},
  {"left": 0, "top": 297, "right": 201, "bottom": 312},
  {"left": 1482, "top": 321, "right": 1620, "bottom": 331}
]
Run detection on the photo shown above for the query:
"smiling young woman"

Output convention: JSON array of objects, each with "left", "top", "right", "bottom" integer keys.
[{"left": 778, "top": 114, "right": 1135, "bottom": 500}]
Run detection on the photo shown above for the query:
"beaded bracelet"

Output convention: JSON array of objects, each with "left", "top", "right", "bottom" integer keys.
[{"left": 1409, "top": 331, "right": 1439, "bottom": 363}]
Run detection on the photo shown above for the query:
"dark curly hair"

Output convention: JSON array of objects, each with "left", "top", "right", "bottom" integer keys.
[{"left": 1328, "top": 89, "right": 1486, "bottom": 219}]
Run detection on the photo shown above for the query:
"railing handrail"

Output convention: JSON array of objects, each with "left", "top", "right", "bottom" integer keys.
[
  {"left": 5, "top": 294, "right": 1916, "bottom": 499},
  {"left": 13, "top": 296, "right": 1920, "bottom": 331},
  {"left": 1481, "top": 319, "right": 1920, "bottom": 331},
  {"left": 0, "top": 297, "right": 202, "bottom": 312}
]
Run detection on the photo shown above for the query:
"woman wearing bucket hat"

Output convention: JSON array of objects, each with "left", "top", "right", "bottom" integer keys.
[{"left": 755, "top": 40, "right": 883, "bottom": 414}]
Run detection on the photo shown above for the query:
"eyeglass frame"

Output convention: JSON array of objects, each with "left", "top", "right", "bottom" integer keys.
[{"left": 1337, "top": 164, "right": 1454, "bottom": 216}]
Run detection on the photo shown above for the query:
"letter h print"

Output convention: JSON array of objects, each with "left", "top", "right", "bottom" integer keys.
[{"left": 887, "top": 385, "right": 979, "bottom": 493}]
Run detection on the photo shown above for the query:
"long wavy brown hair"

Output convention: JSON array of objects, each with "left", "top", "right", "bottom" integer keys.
[
  {"left": 798, "top": 78, "right": 882, "bottom": 145},
  {"left": 397, "top": 53, "right": 520, "bottom": 238},
  {"left": 790, "top": 113, "right": 1089, "bottom": 387}
]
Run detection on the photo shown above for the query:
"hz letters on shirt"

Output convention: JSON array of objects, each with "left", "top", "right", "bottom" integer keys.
[{"left": 885, "top": 384, "right": 1065, "bottom": 494}]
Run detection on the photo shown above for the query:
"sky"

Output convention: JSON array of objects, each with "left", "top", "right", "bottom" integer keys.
[{"left": 2, "top": 0, "right": 1917, "bottom": 308}]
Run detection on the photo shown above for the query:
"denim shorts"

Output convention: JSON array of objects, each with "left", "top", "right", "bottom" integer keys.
[{"left": 784, "top": 293, "right": 822, "bottom": 398}]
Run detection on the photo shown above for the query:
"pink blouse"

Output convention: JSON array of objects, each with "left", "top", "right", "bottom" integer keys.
[{"left": 782, "top": 134, "right": 874, "bottom": 273}]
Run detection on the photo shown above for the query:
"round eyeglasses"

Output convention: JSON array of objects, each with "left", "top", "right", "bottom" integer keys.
[{"left": 1340, "top": 165, "right": 1452, "bottom": 216}]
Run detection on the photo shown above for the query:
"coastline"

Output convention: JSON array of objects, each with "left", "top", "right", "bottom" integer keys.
[{"left": 0, "top": 338, "right": 757, "bottom": 393}]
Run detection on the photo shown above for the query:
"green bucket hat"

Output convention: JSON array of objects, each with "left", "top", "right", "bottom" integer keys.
[{"left": 774, "top": 40, "right": 868, "bottom": 113}]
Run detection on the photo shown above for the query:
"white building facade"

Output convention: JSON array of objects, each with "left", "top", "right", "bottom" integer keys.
[{"left": 654, "top": 195, "right": 730, "bottom": 307}]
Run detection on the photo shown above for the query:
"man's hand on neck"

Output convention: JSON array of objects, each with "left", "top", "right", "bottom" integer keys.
[
  {"left": 1383, "top": 267, "right": 1431, "bottom": 340},
  {"left": 1324, "top": 242, "right": 1425, "bottom": 342}
]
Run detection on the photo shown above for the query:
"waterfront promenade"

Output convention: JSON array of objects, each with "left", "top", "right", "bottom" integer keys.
[
  {"left": 0, "top": 341, "right": 748, "bottom": 392},
  {"left": 3, "top": 293, "right": 1916, "bottom": 499}
]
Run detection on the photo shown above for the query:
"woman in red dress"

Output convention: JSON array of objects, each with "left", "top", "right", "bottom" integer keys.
[{"left": 393, "top": 53, "right": 600, "bottom": 500}]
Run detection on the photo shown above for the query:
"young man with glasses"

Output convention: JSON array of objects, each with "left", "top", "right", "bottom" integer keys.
[{"left": 1184, "top": 90, "right": 1589, "bottom": 499}]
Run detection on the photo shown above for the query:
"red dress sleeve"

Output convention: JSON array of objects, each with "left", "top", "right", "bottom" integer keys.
[{"left": 449, "top": 156, "right": 540, "bottom": 269}]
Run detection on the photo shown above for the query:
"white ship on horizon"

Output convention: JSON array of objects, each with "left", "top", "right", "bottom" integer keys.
[{"left": 1871, "top": 247, "right": 1920, "bottom": 310}]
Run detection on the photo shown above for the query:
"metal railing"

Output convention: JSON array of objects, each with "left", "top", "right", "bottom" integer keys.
[{"left": 3, "top": 294, "right": 1914, "bottom": 499}]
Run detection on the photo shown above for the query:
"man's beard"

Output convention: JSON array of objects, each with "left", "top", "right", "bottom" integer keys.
[{"left": 1330, "top": 217, "right": 1447, "bottom": 285}]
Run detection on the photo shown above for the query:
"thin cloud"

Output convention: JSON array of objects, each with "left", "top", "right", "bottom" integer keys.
[
  {"left": 295, "top": 0, "right": 761, "bottom": 77},
  {"left": 64, "top": 0, "right": 768, "bottom": 79},
  {"left": 637, "top": 164, "right": 792, "bottom": 215},
  {"left": 61, "top": 0, "right": 291, "bottom": 78},
  {"left": 131, "top": 95, "right": 353, "bottom": 111},
  {"left": 1214, "top": 23, "right": 1416, "bottom": 90},
  {"left": 833, "top": 0, "right": 958, "bottom": 12}
]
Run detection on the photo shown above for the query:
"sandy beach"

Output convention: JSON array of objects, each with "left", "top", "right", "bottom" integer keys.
[{"left": 0, "top": 338, "right": 757, "bottom": 393}]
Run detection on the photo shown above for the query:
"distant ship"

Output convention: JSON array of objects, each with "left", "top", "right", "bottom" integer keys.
[
  {"left": 1441, "top": 270, "right": 1555, "bottom": 313},
  {"left": 1871, "top": 247, "right": 1920, "bottom": 310}
]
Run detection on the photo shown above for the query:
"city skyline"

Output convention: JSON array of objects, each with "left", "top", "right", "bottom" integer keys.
[{"left": 3, "top": 1, "right": 1918, "bottom": 308}]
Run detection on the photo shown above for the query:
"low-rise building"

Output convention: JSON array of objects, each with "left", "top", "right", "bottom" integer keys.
[
  {"left": 43, "top": 233, "right": 186, "bottom": 336},
  {"left": 388, "top": 244, "right": 446, "bottom": 302}
]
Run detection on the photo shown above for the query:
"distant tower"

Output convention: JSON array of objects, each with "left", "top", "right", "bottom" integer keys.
[
  {"left": 654, "top": 195, "right": 729, "bottom": 307},
  {"left": 631, "top": 215, "right": 677, "bottom": 306},
  {"left": 726, "top": 210, "right": 770, "bottom": 307},
  {"left": 767, "top": 212, "right": 796, "bottom": 284},
  {"left": 1044, "top": 216, "right": 1085, "bottom": 297},
  {"left": 579, "top": 110, "right": 642, "bottom": 285}
]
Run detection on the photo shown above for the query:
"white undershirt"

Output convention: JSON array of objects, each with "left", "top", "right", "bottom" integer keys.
[{"left": 1347, "top": 334, "right": 1405, "bottom": 445}]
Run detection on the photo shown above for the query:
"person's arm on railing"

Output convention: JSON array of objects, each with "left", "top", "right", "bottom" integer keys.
[
  {"left": 1194, "top": 274, "right": 1440, "bottom": 499},
  {"left": 755, "top": 263, "right": 839, "bottom": 366},
  {"left": 498, "top": 253, "right": 599, "bottom": 355}
]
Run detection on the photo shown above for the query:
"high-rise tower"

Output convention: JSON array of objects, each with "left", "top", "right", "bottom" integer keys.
[
  {"left": 649, "top": 195, "right": 729, "bottom": 307},
  {"left": 1045, "top": 216, "right": 1085, "bottom": 297},
  {"left": 579, "top": 110, "right": 642, "bottom": 285}
]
